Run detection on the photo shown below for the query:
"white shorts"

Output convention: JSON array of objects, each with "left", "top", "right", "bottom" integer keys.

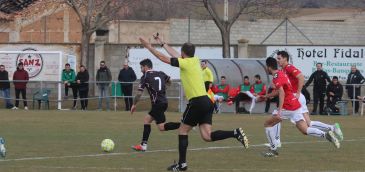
[
  {"left": 272, "top": 109, "right": 305, "bottom": 123},
  {"left": 214, "top": 95, "right": 224, "bottom": 101},
  {"left": 294, "top": 93, "right": 309, "bottom": 114}
]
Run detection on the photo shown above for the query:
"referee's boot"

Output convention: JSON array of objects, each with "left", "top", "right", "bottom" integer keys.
[
  {"left": 167, "top": 161, "right": 187, "bottom": 171},
  {"left": 234, "top": 128, "right": 249, "bottom": 148},
  {"left": 132, "top": 143, "right": 147, "bottom": 152}
]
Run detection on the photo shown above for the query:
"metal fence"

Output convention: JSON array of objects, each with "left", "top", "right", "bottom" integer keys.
[{"left": 0, "top": 80, "right": 182, "bottom": 112}]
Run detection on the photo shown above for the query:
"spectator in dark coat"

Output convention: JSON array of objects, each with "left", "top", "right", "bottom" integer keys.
[
  {"left": 118, "top": 61, "right": 137, "bottom": 111},
  {"left": 345, "top": 65, "right": 365, "bottom": 113},
  {"left": 13, "top": 62, "right": 29, "bottom": 110},
  {"left": 0, "top": 65, "right": 14, "bottom": 109},
  {"left": 304, "top": 63, "right": 331, "bottom": 115},
  {"left": 76, "top": 65, "right": 89, "bottom": 110},
  {"left": 96, "top": 60, "right": 112, "bottom": 110}
]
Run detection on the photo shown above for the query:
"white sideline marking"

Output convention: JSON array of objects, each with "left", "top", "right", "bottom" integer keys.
[{"left": 0, "top": 138, "right": 364, "bottom": 163}]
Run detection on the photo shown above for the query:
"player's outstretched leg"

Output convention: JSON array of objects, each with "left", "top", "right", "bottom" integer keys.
[
  {"left": 0, "top": 137, "right": 6, "bottom": 158},
  {"left": 264, "top": 122, "right": 282, "bottom": 148},
  {"left": 297, "top": 120, "right": 340, "bottom": 149}
]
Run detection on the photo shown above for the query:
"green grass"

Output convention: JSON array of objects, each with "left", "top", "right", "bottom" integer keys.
[{"left": 0, "top": 110, "right": 364, "bottom": 171}]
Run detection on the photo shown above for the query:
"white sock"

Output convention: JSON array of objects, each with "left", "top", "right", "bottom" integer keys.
[
  {"left": 249, "top": 98, "right": 256, "bottom": 112},
  {"left": 273, "top": 122, "right": 281, "bottom": 143},
  {"left": 265, "top": 127, "right": 279, "bottom": 150},
  {"left": 306, "top": 127, "right": 325, "bottom": 138},
  {"left": 310, "top": 121, "right": 334, "bottom": 132}
]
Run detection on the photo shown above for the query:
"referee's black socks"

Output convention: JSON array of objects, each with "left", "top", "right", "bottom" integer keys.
[
  {"left": 211, "top": 130, "right": 235, "bottom": 141},
  {"left": 164, "top": 122, "right": 181, "bottom": 131},
  {"left": 178, "top": 135, "right": 188, "bottom": 164}
]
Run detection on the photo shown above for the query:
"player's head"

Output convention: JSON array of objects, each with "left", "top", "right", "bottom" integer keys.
[
  {"left": 266, "top": 57, "right": 278, "bottom": 75},
  {"left": 243, "top": 75, "right": 249, "bottom": 84},
  {"left": 140, "top": 58, "right": 153, "bottom": 73},
  {"left": 276, "top": 51, "right": 289, "bottom": 67},
  {"left": 316, "top": 63, "right": 322, "bottom": 71},
  {"left": 181, "top": 43, "right": 195, "bottom": 58},
  {"left": 221, "top": 76, "right": 226, "bottom": 84},
  {"left": 65, "top": 63, "right": 71, "bottom": 70},
  {"left": 201, "top": 60, "right": 208, "bottom": 69},
  {"left": 254, "top": 74, "right": 261, "bottom": 82},
  {"left": 351, "top": 65, "right": 357, "bottom": 73},
  {"left": 332, "top": 76, "right": 338, "bottom": 84},
  {"left": 0, "top": 65, "right": 4, "bottom": 71}
]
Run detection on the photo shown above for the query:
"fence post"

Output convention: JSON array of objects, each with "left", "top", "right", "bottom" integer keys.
[
  {"left": 114, "top": 81, "right": 117, "bottom": 112},
  {"left": 353, "top": 85, "right": 356, "bottom": 115}
]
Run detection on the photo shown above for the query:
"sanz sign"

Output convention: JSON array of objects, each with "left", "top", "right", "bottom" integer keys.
[
  {"left": 16, "top": 48, "right": 43, "bottom": 78},
  {"left": 267, "top": 46, "right": 365, "bottom": 80}
]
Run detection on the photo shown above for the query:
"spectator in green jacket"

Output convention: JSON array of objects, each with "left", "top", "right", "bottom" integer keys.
[{"left": 62, "top": 63, "right": 77, "bottom": 109}]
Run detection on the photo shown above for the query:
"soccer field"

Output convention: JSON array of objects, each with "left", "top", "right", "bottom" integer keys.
[{"left": 0, "top": 110, "right": 364, "bottom": 172}]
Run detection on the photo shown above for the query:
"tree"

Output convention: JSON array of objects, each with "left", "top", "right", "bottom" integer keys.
[
  {"left": 65, "top": 0, "right": 132, "bottom": 65},
  {"left": 202, "top": 0, "right": 289, "bottom": 58}
]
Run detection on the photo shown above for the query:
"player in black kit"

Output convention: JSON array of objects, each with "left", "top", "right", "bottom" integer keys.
[{"left": 131, "top": 58, "right": 180, "bottom": 151}]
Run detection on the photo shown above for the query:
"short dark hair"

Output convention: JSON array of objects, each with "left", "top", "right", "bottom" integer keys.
[
  {"left": 316, "top": 63, "right": 322, "bottom": 66},
  {"left": 100, "top": 60, "right": 105, "bottom": 64},
  {"left": 0, "top": 64, "right": 4, "bottom": 67},
  {"left": 266, "top": 57, "right": 278, "bottom": 70},
  {"left": 333, "top": 76, "right": 338, "bottom": 80},
  {"left": 181, "top": 43, "right": 195, "bottom": 57},
  {"left": 201, "top": 60, "right": 207, "bottom": 64},
  {"left": 221, "top": 76, "right": 226, "bottom": 79},
  {"left": 244, "top": 76, "right": 249, "bottom": 79},
  {"left": 254, "top": 74, "right": 261, "bottom": 80},
  {"left": 65, "top": 63, "right": 70, "bottom": 67},
  {"left": 18, "top": 62, "right": 23, "bottom": 66},
  {"left": 140, "top": 58, "right": 153, "bottom": 68},
  {"left": 277, "top": 51, "right": 289, "bottom": 61}
]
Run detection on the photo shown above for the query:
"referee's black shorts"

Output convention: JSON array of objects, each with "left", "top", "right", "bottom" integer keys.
[
  {"left": 181, "top": 95, "right": 214, "bottom": 127},
  {"left": 149, "top": 103, "right": 168, "bottom": 124}
]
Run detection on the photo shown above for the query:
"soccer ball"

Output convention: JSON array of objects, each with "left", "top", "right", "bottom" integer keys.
[{"left": 101, "top": 139, "right": 115, "bottom": 152}]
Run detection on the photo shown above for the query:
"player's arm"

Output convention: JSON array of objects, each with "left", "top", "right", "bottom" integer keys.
[
  {"left": 131, "top": 90, "right": 143, "bottom": 114},
  {"left": 264, "top": 89, "right": 279, "bottom": 98},
  {"left": 153, "top": 34, "right": 180, "bottom": 58},
  {"left": 277, "top": 87, "right": 285, "bottom": 114},
  {"left": 139, "top": 37, "right": 171, "bottom": 64},
  {"left": 296, "top": 73, "right": 305, "bottom": 96}
]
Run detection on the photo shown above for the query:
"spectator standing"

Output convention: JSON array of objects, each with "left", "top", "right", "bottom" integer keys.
[
  {"left": 326, "top": 76, "right": 343, "bottom": 113},
  {"left": 345, "top": 65, "right": 365, "bottom": 113},
  {"left": 213, "top": 76, "right": 230, "bottom": 101},
  {"left": 201, "top": 60, "right": 214, "bottom": 91},
  {"left": 118, "top": 61, "right": 137, "bottom": 111},
  {"left": 96, "top": 61, "right": 112, "bottom": 111},
  {"left": 76, "top": 65, "right": 89, "bottom": 110},
  {"left": 61, "top": 63, "right": 78, "bottom": 109},
  {"left": 304, "top": 63, "right": 331, "bottom": 115},
  {"left": 12, "top": 62, "right": 29, "bottom": 110},
  {"left": 0, "top": 65, "right": 14, "bottom": 109}
]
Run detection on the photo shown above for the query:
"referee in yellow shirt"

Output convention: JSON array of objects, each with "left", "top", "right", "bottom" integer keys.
[
  {"left": 201, "top": 60, "right": 214, "bottom": 91},
  {"left": 139, "top": 35, "right": 249, "bottom": 171}
]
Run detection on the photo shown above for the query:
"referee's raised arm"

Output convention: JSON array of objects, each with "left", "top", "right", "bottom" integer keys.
[{"left": 139, "top": 37, "right": 172, "bottom": 64}]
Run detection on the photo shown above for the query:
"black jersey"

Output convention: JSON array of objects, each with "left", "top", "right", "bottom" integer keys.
[{"left": 138, "top": 70, "right": 170, "bottom": 104}]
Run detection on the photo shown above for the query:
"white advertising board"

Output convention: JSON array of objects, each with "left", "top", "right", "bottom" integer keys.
[{"left": 267, "top": 46, "right": 365, "bottom": 80}]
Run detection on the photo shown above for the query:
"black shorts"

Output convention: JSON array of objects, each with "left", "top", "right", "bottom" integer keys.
[
  {"left": 149, "top": 103, "right": 168, "bottom": 124},
  {"left": 182, "top": 95, "right": 214, "bottom": 127}
]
